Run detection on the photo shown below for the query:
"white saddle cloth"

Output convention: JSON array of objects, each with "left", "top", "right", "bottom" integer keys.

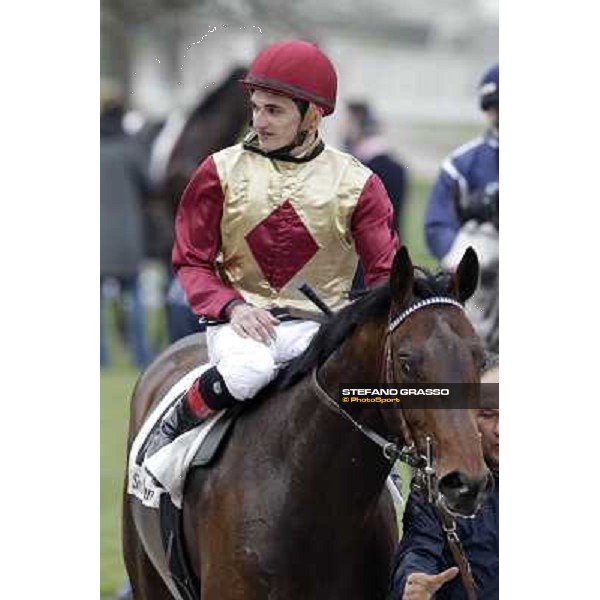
[{"left": 127, "top": 363, "right": 226, "bottom": 509}]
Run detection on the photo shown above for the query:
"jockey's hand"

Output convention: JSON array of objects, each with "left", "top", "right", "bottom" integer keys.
[
  {"left": 402, "top": 567, "right": 458, "bottom": 600},
  {"left": 229, "top": 303, "right": 280, "bottom": 344}
]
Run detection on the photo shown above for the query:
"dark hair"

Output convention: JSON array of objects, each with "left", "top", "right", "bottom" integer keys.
[
  {"left": 346, "top": 101, "right": 378, "bottom": 133},
  {"left": 293, "top": 99, "right": 309, "bottom": 118}
]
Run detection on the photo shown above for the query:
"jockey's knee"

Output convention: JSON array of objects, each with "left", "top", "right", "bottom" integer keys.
[{"left": 215, "top": 345, "right": 277, "bottom": 401}]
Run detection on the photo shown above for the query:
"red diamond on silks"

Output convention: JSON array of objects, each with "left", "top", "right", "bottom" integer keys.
[{"left": 245, "top": 199, "right": 319, "bottom": 291}]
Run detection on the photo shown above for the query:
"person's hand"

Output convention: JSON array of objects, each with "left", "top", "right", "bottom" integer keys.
[
  {"left": 402, "top": 567, "right": 459, "bottom": 600},
  {"left": 229, "top": 303, "right": 279, "bottom": 344},
  {"left": 458, "top": 184, "right": 499, "bottom": 229}
]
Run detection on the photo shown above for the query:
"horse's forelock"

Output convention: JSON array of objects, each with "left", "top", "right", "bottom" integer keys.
[{"left": 412, "top": 267, "right": 454, "bottom": 300}]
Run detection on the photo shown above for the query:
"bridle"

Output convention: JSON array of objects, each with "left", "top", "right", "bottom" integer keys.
[
  {"left": 311, "top": 295, "right": 464, "bottom": 474},
  {"left": 311, "top": 295, "right": 479, "bottom": 600}
]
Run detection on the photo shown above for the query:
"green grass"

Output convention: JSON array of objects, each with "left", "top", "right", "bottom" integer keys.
[
  {"left": 100, "top": 293, "right": 165, "bottom": 596},
  {"left": 100, "top": 366, "right": 139, "bottom": 596},
  {"left": 401, "top": 175, "right": 437, "bottom": 271}
]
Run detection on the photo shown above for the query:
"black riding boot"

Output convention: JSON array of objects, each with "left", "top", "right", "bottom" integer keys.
[
  {"left": 144, "top": 368, "right": 237, "bottom": 458},
  {"left": 145, "top": 391, "right": 208, "bottom": 458}
]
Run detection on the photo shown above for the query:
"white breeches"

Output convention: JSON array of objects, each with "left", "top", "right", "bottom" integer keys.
[{"left": 206, "top": 320, "right": 321, "bottom": 400}]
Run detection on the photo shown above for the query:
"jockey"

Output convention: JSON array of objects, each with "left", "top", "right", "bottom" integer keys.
[
  {"left": 147, "top": 41, "right": 398, "bottom": 456},
  {"left": 424, "top": 63, "right": 499, "bottom": 270}
]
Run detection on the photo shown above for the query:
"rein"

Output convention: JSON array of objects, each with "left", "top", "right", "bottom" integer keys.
[
  {"left": 310, "top": 368, "right": 420, "bottom": 465},
  {"left": 437, "top": 507, "right": 479, "bottom": 600},
  {"left": 311, "top": 295, "right": 479, "bottom": 600},
  {"left": 311, "top": 295, "right": 464, "bottom": 468}
]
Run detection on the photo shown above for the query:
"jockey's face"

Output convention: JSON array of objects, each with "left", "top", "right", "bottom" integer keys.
[
  {"left": 250, "top": 90, "right": 302, "bottom": 152},
  {"left": 477, "top": 367, "right": 499, "bottom": 470}
]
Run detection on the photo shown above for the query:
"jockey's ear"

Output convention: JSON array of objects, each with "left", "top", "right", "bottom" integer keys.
[
  {"left": 390, "top": 246, "right": 414, "bottom": 308},
  {"left": 453, "top": 247, "right": 479, "bottom": 303}
]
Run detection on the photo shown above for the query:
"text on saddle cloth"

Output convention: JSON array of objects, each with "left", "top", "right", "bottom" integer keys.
[{"left": 127, "top": 363, "right": 221, "bottom": 509}]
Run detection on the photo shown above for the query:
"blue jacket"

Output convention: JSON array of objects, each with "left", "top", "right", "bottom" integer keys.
[
  {"left": 425, "top": 131, "right": 499, "bottom": 259},
  {"left": 389, "top": 473, "right": 499, "bottom": 600}
]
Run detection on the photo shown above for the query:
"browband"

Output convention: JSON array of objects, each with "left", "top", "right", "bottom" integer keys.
[{"left": 388, "top": 296, "right": 464, "bottom": 334}]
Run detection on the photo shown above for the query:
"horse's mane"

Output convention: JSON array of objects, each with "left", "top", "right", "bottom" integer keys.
[{"left": 277, "top": 267, "right": 453, "bottom": 390}]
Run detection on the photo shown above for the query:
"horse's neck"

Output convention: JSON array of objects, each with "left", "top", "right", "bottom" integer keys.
[{"left": 275, "top": 321, "right": 391, "bottom": 519}]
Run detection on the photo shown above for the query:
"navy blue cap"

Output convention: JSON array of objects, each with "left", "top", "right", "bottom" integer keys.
[{"left": 479, "top": 63, "right": 499, "bottom": 111}]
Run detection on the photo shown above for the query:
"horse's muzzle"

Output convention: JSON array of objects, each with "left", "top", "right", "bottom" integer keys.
[{"left": 437, "top": 469, "right": 494, "bottom": 518}]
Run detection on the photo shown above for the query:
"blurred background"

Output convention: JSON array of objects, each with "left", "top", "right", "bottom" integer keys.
[{"left": 100, "top": 1, "right": 498, "bottom": 597}]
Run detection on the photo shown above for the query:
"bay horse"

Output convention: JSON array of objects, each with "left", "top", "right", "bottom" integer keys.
[
  {"left": 122, "top": 247, "right": 491, "bottom": 599},
  {"left": 161, "top": 65, "right": 250, "bottom": 223}
]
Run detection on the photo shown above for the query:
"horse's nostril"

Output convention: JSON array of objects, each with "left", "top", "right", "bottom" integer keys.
[
  {"left": 438, "top": 471, "right": 480, "bottom": 503},
  {"left": 438, "top": 471, "right": 492, "bottom": 517},
  {"left": 439, "top": 471, "right": 466, "bottom": 494}
]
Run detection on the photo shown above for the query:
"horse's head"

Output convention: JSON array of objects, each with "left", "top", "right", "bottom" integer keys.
[
  {"left": 278, "top": 245, "right": 493, "bottom": 516},
  {"left": 382, "top": 246, "right": 492, "bottom": 517}
]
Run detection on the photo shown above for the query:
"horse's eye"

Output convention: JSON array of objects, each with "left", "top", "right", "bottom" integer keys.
[{"left": 401, "top": 362, "right": 412, "bottom": 375}]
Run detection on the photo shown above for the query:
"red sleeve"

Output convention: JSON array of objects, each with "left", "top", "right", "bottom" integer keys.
[
  {"left": 351, "top": 173, "right": 400, "bottom": 286},
  {"left": 172, "top": 156, "right": 244, "bottom": 319}
]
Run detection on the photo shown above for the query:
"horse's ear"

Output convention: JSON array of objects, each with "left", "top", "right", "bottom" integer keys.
[
  {"left": 453, "top": 247, "right": 480, "bottom": 303},
  {"left": 390, "top": 246, "right": 414, "bottom": 307}
]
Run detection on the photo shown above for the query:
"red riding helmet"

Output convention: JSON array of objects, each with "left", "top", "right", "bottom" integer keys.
[{"left": 240, "top": 41, "right": 337, "bottom": 116}]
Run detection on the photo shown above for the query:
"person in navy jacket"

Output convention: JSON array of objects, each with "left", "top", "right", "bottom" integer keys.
[
  {"left": 388, "top": 357, "right": 499, "bottom": 600},
  {"left": 425, "top": 64, "right": 499, "bottom": 269}
]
